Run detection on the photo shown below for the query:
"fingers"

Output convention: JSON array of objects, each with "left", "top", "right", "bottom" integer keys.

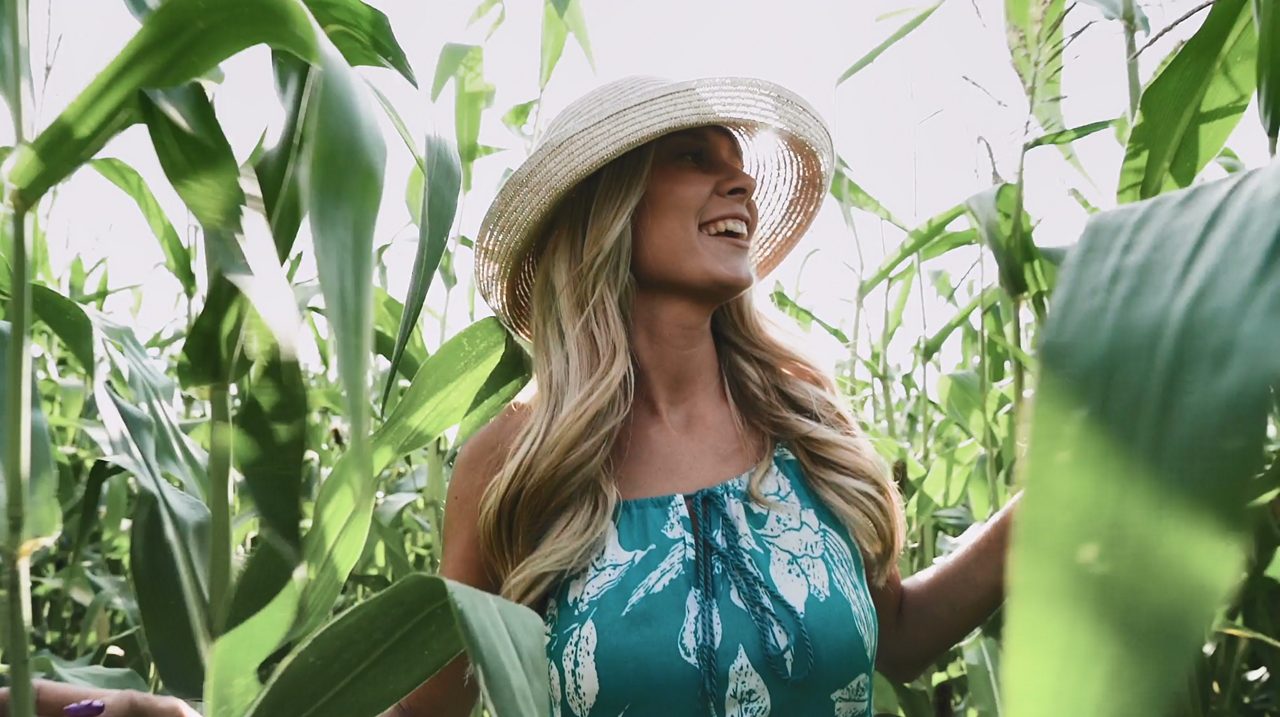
[
  {"left": 101, "top": 691, "right": 199, "bottom": 717},
  {"left": 21, "top": 680, "right": 198, "bottom": 717},
  {"left": 63, "top": 699, "right": 106, "bottom": 717}
]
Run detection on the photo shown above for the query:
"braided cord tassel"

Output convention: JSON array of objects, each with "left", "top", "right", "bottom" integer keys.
[
  {"left": 692, "top": 494, "right": 720, "bottom": 717},
  {"left": 706, "top": 490, "right": 815, "bottom": 683},
  {"left": 690, "top": 489, "right": 816, "bottom": 717}
]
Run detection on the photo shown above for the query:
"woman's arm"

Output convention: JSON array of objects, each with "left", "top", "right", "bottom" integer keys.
[{"left": 868, "top": 491, "right": 1021, "bottom": 682}]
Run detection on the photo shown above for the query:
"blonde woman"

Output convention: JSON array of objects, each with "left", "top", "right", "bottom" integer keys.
[
  {"left": 393, "top": 76, "right": 1020, "bottom": 717},
  {"left": 0, "top": 76, "right": 1016, "bottom": 717}
]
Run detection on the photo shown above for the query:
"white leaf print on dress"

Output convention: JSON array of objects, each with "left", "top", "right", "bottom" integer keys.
[
  {"left": 749, "top": 464, "right": 829, "bottom": 616},
  {"left": 547, "top": 658, "right": 563, "bottom": 717},
  {"left": 725, "top": 645, "right": 771, "bottom": 717},
  {"left": 621, "top": 500, "right": 692, "bottom": 615},
  {"left": 563, "top": 617, "right": 599, "bottom": 717},
  {"left": 678, "top": 587, "right": 722, "bottom": 667},
  {"left": 566, "top": 521, "right": 652, "bottom": 612},
  {"left": 544, "top": 596, "right": 563, "bottom": 717},
  {"left": 830, "top": 673, "right": 871, "bottom": 717},
  {"left": 822, "top": 524, "right": 878, "bottom": 660},
  {"left": 623, "top": 541, "right": 684, "bottom": 615},
  {"left": 724, "top": 490, "right": 761, "bottom": 553}
]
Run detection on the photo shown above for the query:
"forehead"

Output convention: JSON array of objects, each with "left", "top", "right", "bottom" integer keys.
[{"left": 660, "top": 126, "right": 743, "bottom": 161}]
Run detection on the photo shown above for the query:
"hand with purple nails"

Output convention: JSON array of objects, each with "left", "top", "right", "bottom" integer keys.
[
  {"left": 63, "top": 699, "right": 107, "bottom": 717},
  {"left": 0, "top": 679, "right": 201, "bottom": 716}
]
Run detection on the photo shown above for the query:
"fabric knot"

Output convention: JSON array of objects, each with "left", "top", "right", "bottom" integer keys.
[{"left": 690, "top": 488, "right": 814, "bottom": 716}]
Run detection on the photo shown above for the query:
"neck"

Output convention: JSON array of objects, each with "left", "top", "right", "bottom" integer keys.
[{"left": 627, "top": 291, "right": 726, "bottom": 428}]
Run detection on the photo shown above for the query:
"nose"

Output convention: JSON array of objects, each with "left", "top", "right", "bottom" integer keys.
[{"left": 720, "top": 165, "right": 757, "bottom": 201}]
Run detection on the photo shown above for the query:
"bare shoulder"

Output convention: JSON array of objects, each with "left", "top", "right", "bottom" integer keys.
[
  {"left": 440, "top": 402, "right": 531, "bottom": 593},
  {"left": 452, "top": 401, "right": 531, "bottom": 483}
]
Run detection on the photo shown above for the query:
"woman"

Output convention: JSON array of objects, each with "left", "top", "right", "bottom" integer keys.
[
  {"left": 393, "top": 75, "right": 1018, "bottom": 717},
  {"left": 3, "top": 76, "right": 1016, "bottom": 717}
]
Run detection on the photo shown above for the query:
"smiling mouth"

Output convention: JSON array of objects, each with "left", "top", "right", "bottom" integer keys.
[
  {"left": 697, "top": 222, "right": 751, "bottom": 247},
  {"left": 701, "top": 229, "right": 751, "bottom": 248}
]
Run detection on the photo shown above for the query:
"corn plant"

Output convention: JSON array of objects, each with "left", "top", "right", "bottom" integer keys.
[{"left": 1, "top": 0, "right": 1278, "bottom": 716}]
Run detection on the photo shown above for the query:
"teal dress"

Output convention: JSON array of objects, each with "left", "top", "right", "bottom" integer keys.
[{"left": 543, "top": 442, "right": 879, "bottom": 717}]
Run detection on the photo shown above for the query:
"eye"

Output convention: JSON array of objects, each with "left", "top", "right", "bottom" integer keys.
[{"left": 679, "top": 149, "right": 705, "bottom": 164}]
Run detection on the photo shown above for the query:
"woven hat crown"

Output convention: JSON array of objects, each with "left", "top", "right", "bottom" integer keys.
[{"left": 475, "top": 75, "right": 835, "bottom": 340}]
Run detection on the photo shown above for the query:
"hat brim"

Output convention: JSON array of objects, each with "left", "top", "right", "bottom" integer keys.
[{"left": 475, "top": 76, "right": 834, "bottom": 340}]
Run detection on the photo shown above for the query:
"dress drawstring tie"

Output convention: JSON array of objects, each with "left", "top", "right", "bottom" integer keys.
[{"left": 690, "top": 488, "right": 814, "bottom": 716}]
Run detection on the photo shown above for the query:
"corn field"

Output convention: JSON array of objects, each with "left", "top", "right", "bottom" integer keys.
[{"left": 0, "top": 0, "right": 1278, "bottom": 715}]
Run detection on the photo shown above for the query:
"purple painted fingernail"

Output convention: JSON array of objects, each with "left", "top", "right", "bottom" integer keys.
[{"left": 63, "top": 698, "right": 106, "bottom": 717}]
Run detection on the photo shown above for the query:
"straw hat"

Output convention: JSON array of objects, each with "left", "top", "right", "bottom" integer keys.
[{"left": 474, "top": 75, "right": 835, "bottom": 340}]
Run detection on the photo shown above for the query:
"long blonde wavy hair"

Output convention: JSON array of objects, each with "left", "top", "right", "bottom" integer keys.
[{"left": 477, "top": 136, "right": 905, "bottom": 611}]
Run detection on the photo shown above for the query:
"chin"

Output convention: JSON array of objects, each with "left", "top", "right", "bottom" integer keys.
[{"left": 706, "top": 267, "right": 755, "bottom": 302}]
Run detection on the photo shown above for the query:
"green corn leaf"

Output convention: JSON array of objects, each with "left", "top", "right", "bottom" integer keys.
[
  {"left": 373, "top": 288, "right": 426, "bottom": 384},
  {"left": 178, "top": 280, "right": 253, "bottom": 389},
  {"left": 207, "top": 565, "right": 305, "bottom": 717},
  {"left": 1004, "top": 161, "right": 1280, "bottom": 716},
  {"left": 921, "top": 287, "right": 1001, "bottom": 360},
  {"left": 97, "top": 319, "right": 210, "bottom": 499},
  {"left": 1024, "top": 118, "right": 1117, "bottom": 149},
  {"left": 0, "top": 320, "right": 61, "bottom": 548},
  {"left": 467, "top": 0, "right": 507, "bottom": 40},
  {"left": 431, "top": 43, "right": 473, "bottom": 101},
  {"left": 0, "top": 0, "right": 34, "bottom": 138},
  {"left": 4, "top": 0, "right": 319, "bottom": 210},
  {"left": 858, "top": 203, "right": 966, "bottom": 299},
  {"left": 30, "top": 652, "right": 149, "bottom": 693},
  {"left": 540, "top": 0, "right": 568, "bottom": 90},
  {"left": 138, "top": 84, "right": 245, "bottom": 232},
  {"left": 770, "top": 282, "right": 850, "bottom": 345},
  {"left": 1117, "top": 0, "right": 1257, "bottom": 202},
  {"left": 431, "top": 43, "right": 496, "bottom": 191},
  {"left": 1005, "top": 0, "right": 1069, "bottom": 135},
  {"left": 29, "top": 283, "right": 94, "bottom": 371},
  {"left": 1078, "top": 0, "right": 1149, "bottom": 33},
  {"left": 964, "top": 183, "right": 1054, "bottom": 306},
  {"left": 837, "top": 1, "right": 944, "bottom": 85},
  {"left": 454, "top": 333, "right": 532, "bottom": 445},
  {"left": 292, "top": 318, "right": 524, "bottom": 640},
  {"left": 830, "top": 156, "right": 908, "bottom": 230},
  {"left": 250, "top": 574, "right": 549, "bottom": 717},
  {"left": 256, "top": 51, "right": 311, "bottom": 259},
  {"left": 303, "top": 21, "right": 386, "bottom": 559},
  {"left": 1255, "top": 0, "right": 1280, "bottom": 152},
  {"left": 225, "top": 538, "right": 298, "bottom": 634},
  {"left": 1005, "top": 0, "right": 1098, "bottom": 174},
  {"left": 381, "top": 133, "right": 462, "bottom": 415},
  {"left": 131, "top": 480, "right": 211, "bottom": 698},
  {"left": 503, "top": 98, "right": 538, "bottom": 143},
  {"left": 961, "top": 634, "right": 1003, "bottom": 717},
  {"left": 88, "top": 157, "right": 196, "bottom": 299},
  {"left": 301, "top": 0, "right": 416, "bottom": 87},
  {"left": 540, "top": 0, "right": 593, "bottom": 89},
  {"left": 234, "top": 350, "right": 307, "bottom": 551},
  {"left": 87, "top": 335, "right": 213, "bottom": 695},
  {"left": 5, "top": 1, "right": 384, "bottom": 531},
  {"left": 369, "top": 80, "right": 423, "bottom": 170}
]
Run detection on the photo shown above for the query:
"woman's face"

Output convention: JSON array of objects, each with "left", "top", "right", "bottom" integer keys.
[{"left": 630, "top": 125, "right": 759, "bottom": 305}]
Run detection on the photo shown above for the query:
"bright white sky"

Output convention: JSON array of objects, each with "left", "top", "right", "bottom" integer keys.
[{"left": 5, "top": 0, "right": 1273, "bottom": 381}]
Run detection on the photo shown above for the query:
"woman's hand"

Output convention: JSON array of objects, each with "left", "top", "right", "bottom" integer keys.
[{"left": 0, "top": 679, "right": 200, "bottom": 717}]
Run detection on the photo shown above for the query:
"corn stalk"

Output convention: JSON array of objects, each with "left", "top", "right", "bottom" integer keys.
[{"left": 1, "top": 0, "right": 35, "bottom": 711}]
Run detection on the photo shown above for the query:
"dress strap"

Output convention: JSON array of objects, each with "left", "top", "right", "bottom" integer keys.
[{"left": 690, "top": 487, "right": 814, "bottom": 716}]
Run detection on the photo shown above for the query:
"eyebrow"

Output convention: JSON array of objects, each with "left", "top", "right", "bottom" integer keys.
[{"left": 669, "top": 127, "right": 744, "bottom": 166}]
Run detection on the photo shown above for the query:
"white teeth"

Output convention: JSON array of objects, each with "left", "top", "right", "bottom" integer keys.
[{"left": 699, "top": 218, "right": 749, "bottom": 237}]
